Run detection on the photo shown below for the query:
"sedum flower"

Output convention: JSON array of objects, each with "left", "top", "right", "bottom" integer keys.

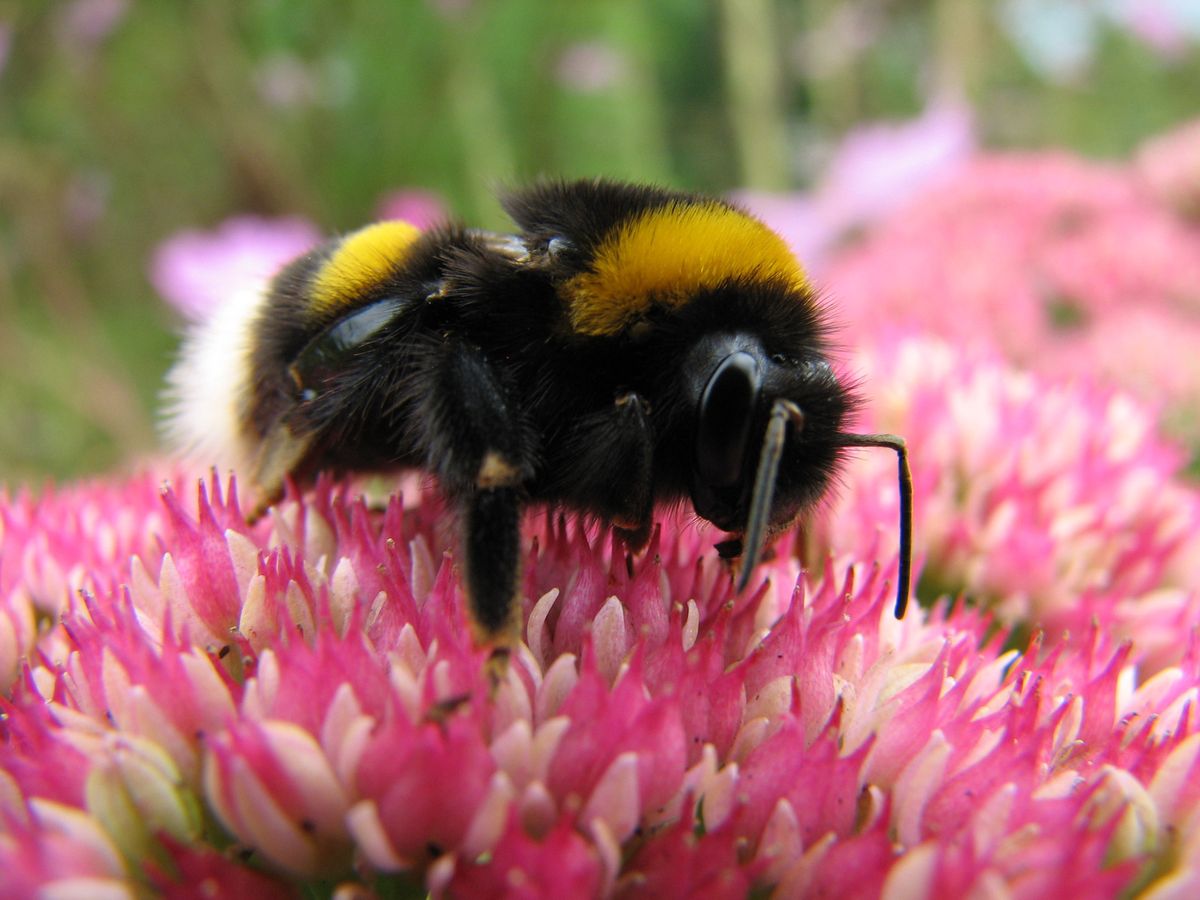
[
  {"left": 10, "top": 120, "right": 1200, "bottom": 897},
  {"left": 0, "top": 798, "right": 133, "bottom": 898},
  {"left": 0, "top": 589, "right": 34, "bottom": 696},
  {"left": 821, "top": 148, "right": 1200, "bottom": 445},
  {"left": 3, "top": 435, "right": 1200, "bottom": 896},
  {"left": 823, "top": 336, "right": 1200, "bottom": 671}
]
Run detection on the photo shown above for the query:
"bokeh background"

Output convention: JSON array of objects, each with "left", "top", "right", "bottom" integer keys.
[{"left": 2, "top": 0, "right": 1199, "bottom": 483}]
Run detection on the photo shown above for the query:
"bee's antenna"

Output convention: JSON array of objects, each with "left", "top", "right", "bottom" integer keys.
[
  {"left": 736, "top": 399, "right": 803, "bottom": 595},
  {"left": 836, "top": 432, "right": 913, "bottom": 619}
]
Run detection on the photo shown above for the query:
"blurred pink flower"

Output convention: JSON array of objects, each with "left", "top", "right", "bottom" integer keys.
[
  {"left": 1040, "top": 308, "right": 1200, "bottom": 432},
  {"left": 55, "top": 0, "right": 129, "bottom": 54},
  {"left": 253, "top": 54, "right": 322, "bottom": 110},
  {"left": 150, "top": 216, "right": 321, "bottom": 321},
  {"left": 373, "top": 189, "right": 449, "bottom": 228},
  {"left": 820, "top": 148, "right": 1200, "bottom": 444},
  {"left": 0, "top": 800, "right": 131, "bottom": 896},
  {"left": 145, "top": 841, "right": 298, "bottom": 898},
  {"left": 556, "top": 41, "right": 628, "bottom": 93},
  {"left": 0, "top": 589, "right": 34, "bottom": 695},
  {"left": 738, "top": 101, "right": 974, "bottom": 270},
  {"left": 1136, "top": 116, "right": 1200, "bottom": 218},
  {"left": 813, "top": 102, "right": 975, "bottom": 229}
]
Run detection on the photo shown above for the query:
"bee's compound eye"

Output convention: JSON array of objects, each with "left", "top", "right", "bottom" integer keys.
[
  {"left": 546, "top": 236, "right": 574, "bottom": 257},
  {"left": 696, "top": 351, "right": 760, "bottom": 488}
]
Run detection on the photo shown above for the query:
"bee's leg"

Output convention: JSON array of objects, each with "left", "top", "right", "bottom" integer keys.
[
  {"left": 462, "top": 475, "right": 524, "bottom": 642},
  {"left": 557, "top": 391, "right": 655, "bottom": 551},
  {"left": 420, "top": 340, "right": 534, "bottom": 647}
]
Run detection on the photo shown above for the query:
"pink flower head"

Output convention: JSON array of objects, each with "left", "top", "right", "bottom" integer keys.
[
  {"left": 1039, "top": 308, "right": 1200, "bottom": 445},
  {"left": 55, "top": 0, "right": 129, "bottom": 54},
  {"left": 146, "top": 840, "right": 298, "bottom": 899},
  {"left": 1, "top": 448, "right": 1198, "bottom": 896},
  {"left": 825, "top": 335, "right": 1200, "bottom": 670},
  {"left": 445, "top": 817, "right": 603, "bottom": 898},
  {"left": 149, "top": 216, "right": 321, "bottom": 321},
  {"left": 204, "top": 717, "right": 354, "bottom": 876}
]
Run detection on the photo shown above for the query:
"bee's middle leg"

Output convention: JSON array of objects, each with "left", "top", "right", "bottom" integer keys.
[{"left": 418, "top": 340, "right": 535, "bottom": 645}]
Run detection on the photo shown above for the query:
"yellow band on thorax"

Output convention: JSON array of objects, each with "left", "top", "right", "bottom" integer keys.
[
  {"left": 310, "top": 221, "right": 423, "bottom": 314},
  {"left": 563, "top": 201, "right": 809, "bottom": 336}
]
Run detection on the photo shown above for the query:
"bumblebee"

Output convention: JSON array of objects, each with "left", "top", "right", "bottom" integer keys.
[{"left": 166, "top": 179, "right": 912, "bottom": 644}]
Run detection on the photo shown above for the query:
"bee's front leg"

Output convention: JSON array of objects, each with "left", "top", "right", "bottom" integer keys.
[{"left": 550, "top": 391, "right": 655, "bottom": 551}]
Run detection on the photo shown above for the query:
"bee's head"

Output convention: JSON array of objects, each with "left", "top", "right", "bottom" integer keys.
[
  {"left": 683, "top": 330, "right": 847, "bottom": 533},
  {"left": 683, "top": 328, "right": 912, "bottom": 617}
]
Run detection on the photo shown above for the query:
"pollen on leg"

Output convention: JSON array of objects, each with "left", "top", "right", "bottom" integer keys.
[{"left": 476, "top": 452, "right": 521, "bottom": 489}]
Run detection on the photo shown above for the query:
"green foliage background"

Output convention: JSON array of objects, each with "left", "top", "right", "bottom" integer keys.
[{"left": 1, "top": 0, "right": 1198, "bottom": 481}]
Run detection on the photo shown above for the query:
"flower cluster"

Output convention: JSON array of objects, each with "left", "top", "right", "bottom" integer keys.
[
  {"left": 821, "top": 337, "right": 1200, "bottom": 673},
  {"left": 3, "top": 364, "right": 1200, "bottom": 897},
  {"left": 6, "top": 123, "right": 1200, "bottom": 896},
  {"left": 820, "top": 119, "right": 1200, "bottom": 444}
]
